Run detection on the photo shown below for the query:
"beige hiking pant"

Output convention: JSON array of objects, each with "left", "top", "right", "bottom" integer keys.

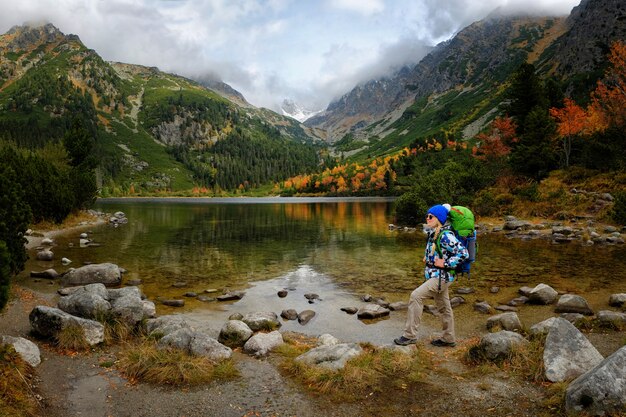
[{"left": 402, "top": 277, "right": 455, "bottom": 343}]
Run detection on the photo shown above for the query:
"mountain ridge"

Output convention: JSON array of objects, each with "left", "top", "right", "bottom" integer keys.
[{"left": 0, "top": 22, "right": 325, "bottom": 194}]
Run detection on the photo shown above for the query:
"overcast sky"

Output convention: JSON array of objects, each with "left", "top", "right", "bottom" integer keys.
[{"left": 1, "top": 0, "right": 580, "bottom": 112}]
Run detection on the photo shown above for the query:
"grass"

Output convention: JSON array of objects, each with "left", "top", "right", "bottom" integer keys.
[
  {"left": 277, "top": 341, "right": 431, "bottom": 402},
  {"left": 0, "top": 345, "right": 40, "bottom": 417},
  {"left": 116, "top": 340, "right": 239, "bottom": 386},
  {"left": 56, "top": 324, "right": 90, "bottom": 351},
  {"left": 464, "top": 333, "right": 546, "bottom": 383},
  {"left": 31, "top": 210, "right": 100, "bottom": 231}
]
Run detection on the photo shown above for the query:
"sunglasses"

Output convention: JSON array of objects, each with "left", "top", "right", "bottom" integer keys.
[{"left": 426, "top": 214, "right": 435, "bottom": 220}]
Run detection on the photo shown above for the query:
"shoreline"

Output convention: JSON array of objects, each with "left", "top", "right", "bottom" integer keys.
[{"left": 25, "top": 215, "right": 107, "bottom": 250}]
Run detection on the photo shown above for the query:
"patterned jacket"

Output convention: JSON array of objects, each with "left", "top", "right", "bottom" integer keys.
[{"left": 424, "top": 225, "right": 469, "bottom": 282}]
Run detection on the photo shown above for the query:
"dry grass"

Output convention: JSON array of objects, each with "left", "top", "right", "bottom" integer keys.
[
  {"left": 463, "top": 334, "right": 546, "bottom": 383},
  {"left": 31, "top": 210, "right": 100, "bottom": 231},
  {"left": 0, "top": 345, "right": 40, "bottom": 417},
  {"left": 94, "top": 311, "right": 145, "bottom": 345},
  {"left": 117, "top": 340, "right": 239, "bottom": 386},
  {"left": 56, "top": 324, "right": 90, "bottom": 351},
  {"left": 278, "top": 343, "right": 432, "bottom": 402}
]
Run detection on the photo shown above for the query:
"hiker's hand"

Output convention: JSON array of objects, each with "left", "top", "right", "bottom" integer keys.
[
  {"left": 422, "top": 256, "right": 426, "bottom": 264},
  {"left": 434, "top": 258, "right": 445, "bottom": 268}
]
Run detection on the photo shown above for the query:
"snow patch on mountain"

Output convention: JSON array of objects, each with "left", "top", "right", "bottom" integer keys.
[{"left": 280, "top": 99, "right": 322, "bottom": 122}]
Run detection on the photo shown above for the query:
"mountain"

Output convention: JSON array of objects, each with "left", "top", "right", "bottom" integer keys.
[
  {"left": 306, "top": 0, "right": 625, "bottom": 159},
  {"left": 0, "top": 23, "right": 324, "bottom": 194},
  {"left": 280, "top": 99, "right": 322, "bottom": 122}
]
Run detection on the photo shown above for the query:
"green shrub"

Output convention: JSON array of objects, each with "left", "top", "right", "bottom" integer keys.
[
  {"left": 513, "top": 182, "right": 540, "bottom": 202},
  {"left": 394, "top": 192, "right": 428, "bottom": 226},
  {"left": 473, "top": 190, "right": 497, "bottom": 216},
  {"left": 612, "top": 191, "right": 626, "bottom": 226}
]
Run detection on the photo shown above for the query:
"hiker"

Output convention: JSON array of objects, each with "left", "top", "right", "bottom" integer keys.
[{"left": 394, "top": 204, "right": 469, "bottom": 347}]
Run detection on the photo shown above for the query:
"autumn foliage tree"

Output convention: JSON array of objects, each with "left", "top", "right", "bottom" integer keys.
[
  {"left": 473, "top": 116, "right": 517, "bottom": 160},
  {"left": 588, "top": 40, "right": 626, "bottom": 131},
  {"left": 549, "top": 98, "right": 586, "bottom": 167}
]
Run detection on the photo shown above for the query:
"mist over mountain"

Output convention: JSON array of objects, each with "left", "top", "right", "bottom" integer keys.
[
  {"left": 280, "top": 99, "right": 322, "bottom": 123},
  {"left": 304, "top": 0, "right": 625, "bottom": 158}
]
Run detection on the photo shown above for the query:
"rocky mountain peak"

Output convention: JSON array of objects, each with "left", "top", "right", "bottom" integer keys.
[
  {"left": 547, "top": 0, "right": 626, "bottom": 77},
  {"left": 2, "top": 22, "right": 72, "bottom": 51}
]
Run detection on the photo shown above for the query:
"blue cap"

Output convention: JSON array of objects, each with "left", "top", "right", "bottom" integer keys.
[{"left": 427, "top": 204, "right": 448, "bottom": 225}]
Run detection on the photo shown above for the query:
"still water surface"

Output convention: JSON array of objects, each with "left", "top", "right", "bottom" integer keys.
[{"left": 20, "top": 198, "right": 626, "bottom": 345}]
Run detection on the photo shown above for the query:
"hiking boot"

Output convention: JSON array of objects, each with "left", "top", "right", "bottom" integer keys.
[
  {"left": 394, "top": 336, "right": 417, "bottom": 346},
  {"left": 430, "top": 338, "right": 456, "bottom": 347}
]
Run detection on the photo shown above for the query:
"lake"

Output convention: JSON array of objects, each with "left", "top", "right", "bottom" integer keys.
[{"left": 20, "top": 197, "right": 626, "bottom": 345}]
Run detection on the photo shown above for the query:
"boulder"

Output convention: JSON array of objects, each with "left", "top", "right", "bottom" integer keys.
[
  {"left": 162, "top": 299, "right": 184, "bottom": 307},
  {"left": 455, "top": 287, "right": 474, "bottom": 294},
  {"left": 529, "top": 317, "right": 561, "bottom": 336},
  {"left": 340, "top": 307, "right": 358, "bottom": 314},
  {"left": 495, "top": 305, "right": 518, "bottom": 312},
  {"left": 0, "top": 336, "right": 41, "bottom": 367},
  {"left": 388, "top": 302, "right": 408, "bottom": 311},
  {"left": 110, "top": 294, "right": 156, "bottom": 325},
  {"left": 41, "top": 237, "right": 54, "bottom": 246},
  {"left": 297, "top": 310, "right": 316, "bottom": 325},
  {"left": 508, "top": 296, "right": 529, "bottom": 306},
  {"left": 242, "top": 312, "right": 281, "bottom": 331},
  {"left": 356, "top": 304, "right": 390, "bottom": 319},
  {"left": 317, "top": 334, "right": 339, "bottom": 346},
  {"left": 159, "top": 327, "right": 231, "bottom": 361},
  {"left": 277, "top": 290, "right": 288, "bottom": 298},
  {"left": 61, "top": 257, "right": 72, "bottom": 265},
  {"left": 217, "top": 291, "right": 245, "bottom": 301},
  {"left": 554, "top": 294, "right": 594, "bottom": 315},
  {"left": 450, "top": 296, "right": 466, "bottom": 308},
  {"left": 108, "top": 286, "right": 142, "bottom": 300},
  {"left": 528, "top": 283, "right": 558, "bottom": 305},
  {"left": 280, "top": 309, "right": 298, "bottom": 321},
  {"left": 36, "top": 250, "right": 54, "bottom": 261},
  {"left": 30, "top": 269, "right": 59, "bottom": 279},
  {"left": 565, "top": 346, "right": 626, "bottom": 416},
  {"left": 608, "top": 293, "right": 626, "bottom": 308},
  {"left": 57, "top": 283, "right": 111, "bottom": 319},
  {"left": 63, "top": 263, "right": 122, "bottom": 287},
  {"left": 29, "top": 306, "right": 104, "bottom": 346},
  {"left": 477, "top": 331, "right": 528, "bottom": 360},
  {"left": 486, "top": 312, "right": 523, "bottom": 332},
  {"left": 189, "top": 332, "right": 233, "bottom": 361},
  {"left": 597, "top": 310, "right": 626, "bottom": 327},
  {"left": 560, "top": 313, "right": 585, "bottom": 324},
  {"left": 543, "top": 318, "right": 603, "bottom": 382},
  {"left": 228, "top": 312, "right": 244, "bottom": 321},
  {"left": 243, "top": 331, "right": 283, "bottom": 357},
  {"left": 473, "top": 301, "right": 493, "bottom": 314},
  {"left": 295, "top": 343, "right": 364, "bottom": 370},
  {"left": 503, "top": 218, "right": 532, "bottom": 230},
  {"left": 218, "top": 320, "right": 253, "bottom": 348},
  {"left": 146, "top": 315, "right": 191, "bottom": 337},
  {"left": 518, "top": 286, "right": 534, "bottom": 297}
]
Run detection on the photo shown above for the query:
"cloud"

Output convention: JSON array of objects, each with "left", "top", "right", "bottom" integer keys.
[
  {"left": 327, "top": 0, "right": 385, "bottom": 16},
  {"left": 0, "top": 0, "right": 581, "bottom": 113}
]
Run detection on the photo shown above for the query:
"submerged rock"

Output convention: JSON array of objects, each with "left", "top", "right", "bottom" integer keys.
[{"left": 356, "top": 304, "right": 390, "bottom": 319}]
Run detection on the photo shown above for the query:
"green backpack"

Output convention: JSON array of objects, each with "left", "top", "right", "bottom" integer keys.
[{"left": 436, "top": 206, "right": 477, "bottom": 276}]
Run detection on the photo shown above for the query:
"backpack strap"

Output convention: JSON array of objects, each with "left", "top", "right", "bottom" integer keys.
[{"left": 434, "top": 230, "right": 456, "bottom": 275}]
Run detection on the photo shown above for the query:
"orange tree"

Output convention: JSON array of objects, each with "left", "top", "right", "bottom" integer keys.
[{"left": 549, "top": 98, "right": 586, "bottom": 168}]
